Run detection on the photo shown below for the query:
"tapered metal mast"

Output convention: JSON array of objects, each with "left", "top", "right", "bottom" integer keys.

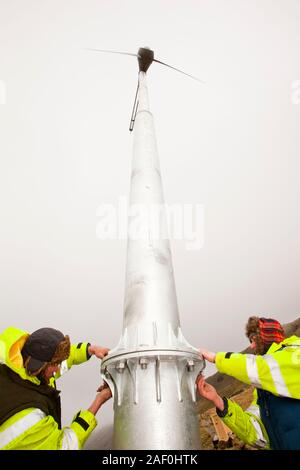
[{"left": 102, "top": 48, "right": 204, "bottom": 450}]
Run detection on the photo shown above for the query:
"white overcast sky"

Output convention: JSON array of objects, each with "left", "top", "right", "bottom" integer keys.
[{"left": 0, "top": 0, "right": 300, "bottom": 448}]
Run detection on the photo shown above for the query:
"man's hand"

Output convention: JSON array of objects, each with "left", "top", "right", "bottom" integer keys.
[
  {"left": 88, "top": 345, "right": 110, "bottom": 359},
  {"left": 88, "top": 382, "right": 112, "bottom": 415},
  {"left": 199, "top": 348, "right": 216, "bottom": 363},
  {"left": 196, "top": 375, "right": 224, "bottom": 411},
  {"left": 97, "top": 381, "right": 112, "bottom": 403}
]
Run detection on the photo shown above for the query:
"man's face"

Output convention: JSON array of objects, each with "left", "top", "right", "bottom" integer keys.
[
  {"left": 42, "top": 363, "right": 61, "bottom": 383},
  {"left": 249, "top": 335, "right": 257, "bottom": 352}
]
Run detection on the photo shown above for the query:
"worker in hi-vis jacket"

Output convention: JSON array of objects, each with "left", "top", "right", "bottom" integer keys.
[
  {"left": 198, "top": 316, "right": 300, "bottom": 450},
  {"left": 0, "top": 326, "right": 111, "bottom": 449}
]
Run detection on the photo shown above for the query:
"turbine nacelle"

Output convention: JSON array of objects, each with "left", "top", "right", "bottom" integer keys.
[{"left": 137, "top": 47, "right": 154, "bottom": 73}]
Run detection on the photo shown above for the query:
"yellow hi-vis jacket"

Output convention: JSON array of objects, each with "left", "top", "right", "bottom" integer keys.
[
  {"left": 214, "top": 335, "right": 300, "bottom": 449},
  {"left": 0, "top": 327, "right": 97, "bottom": 450}
]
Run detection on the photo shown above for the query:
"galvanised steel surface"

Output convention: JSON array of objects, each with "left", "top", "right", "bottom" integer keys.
[{"left": 102, "top": 68, "right": 204, "bottom": 450}]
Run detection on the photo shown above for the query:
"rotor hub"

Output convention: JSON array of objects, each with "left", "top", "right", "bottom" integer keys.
[{"left": 137, "top": 47, "right": 154, "bottom": 73}]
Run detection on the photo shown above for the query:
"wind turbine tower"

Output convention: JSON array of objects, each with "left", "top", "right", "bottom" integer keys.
[{"left": 101, "top": 47, "right": 204, "bottom": 450}]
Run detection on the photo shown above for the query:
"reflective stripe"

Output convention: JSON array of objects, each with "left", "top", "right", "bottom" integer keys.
[
  {"left": 0, "top": 409, "right": 46, "bottom": 448},
  {"left": 275, "top": 344, "right": 300, "bottom": 352},
  {"left": 246, "top": 355, "right": 261, "bottom": 387},
  {"left": 0, "top": 340, "right": 5, "bottom": 363},
  {"left": 60, "top": 360, "right": 69, "bottom": 376},
  {"left": 263, "top": 355, "right": 291, "bottom": 397},
  {"left": 250, "top": 417, "right": 268, "bottom": 449},
  {"left": 61, "top": 428, "right": 79, "bottom": 450},
  {"left": 247, "top": 404, "right": 261, "bottom": 419}
]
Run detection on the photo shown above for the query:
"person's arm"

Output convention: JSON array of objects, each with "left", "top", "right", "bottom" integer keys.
[
  {"left": 200, "top": 347, "right": 259, "bottom": 387},
  {"left": 219, "top": 397, "right": 270, "bottom": 449},
  {"left": 203, "top": 338, "right": 300, "bottom": 399},
  {"left": 60, "top": 383, "right": 112, "bottom": 449},
  {"left": 63, "top": 383, "right": 112, "bottom": 449},
  {"left": 200, "top": 347, "right": 287, "bottom": 397},
  {"left": 197, "top": 376, "right": 269, "bottom": 449},
  {"left": 196, "top": 375, "right": 224, "bottom": 410},
  {"left": 54, "top": 343, "right": 109, "bottom": 380},
  {"left": 6, "top": 385, "right": 112, "bottom": 450},
  {"left": 68, "top": 342, "right": 109, "bottom": 365},
  {"left": 87, "top": 383, "right": 112, "bottom": 415}
]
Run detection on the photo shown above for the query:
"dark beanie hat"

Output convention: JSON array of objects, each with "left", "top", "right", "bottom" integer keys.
[{"left": 22, "top": 327, "right": 70, "bottom": 375}]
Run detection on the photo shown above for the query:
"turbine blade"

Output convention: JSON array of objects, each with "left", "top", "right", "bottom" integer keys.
[
  {"left": 153, "top": 59, "right": 205, "bottom": 83},
  {"left": 84, "top": 48, "right": 137, "bottom": 57}
]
